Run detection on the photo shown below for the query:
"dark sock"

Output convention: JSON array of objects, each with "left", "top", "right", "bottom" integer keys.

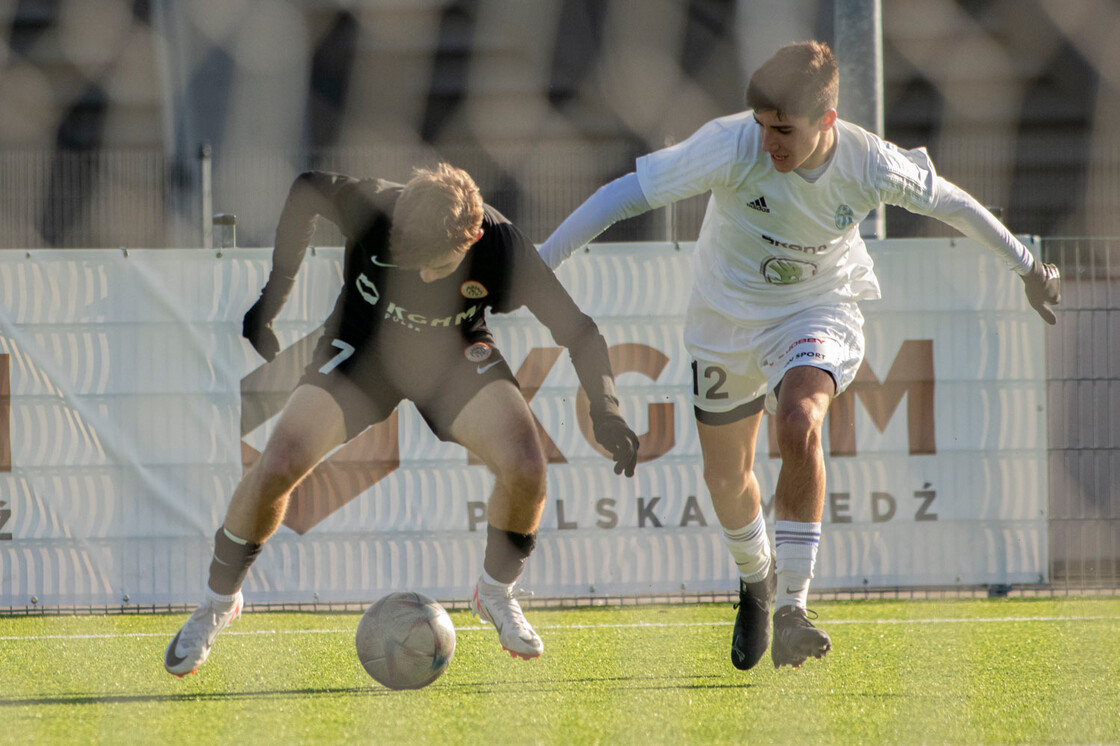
[
  {"left": 207, "top": 527, "right": 263, "bottom": 595},
  {"left": 483, "top": 524, "right": 537, "bottom": 584}
]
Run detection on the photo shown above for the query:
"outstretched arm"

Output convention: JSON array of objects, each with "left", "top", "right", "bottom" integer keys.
[
  {"left": 538, "top": 172, "right": 652, "bottom": 269},
  {"left": 879, "top": 147, "right": 1060, "bottom": 324},
  {"left": 924, "top": 178, "right": 1061, "bottom": 324},
  {"left": 243, "top": 172, "right": 358, "bottom": 360},
  {"left": 501, "top": 222, "right": 640, "bottom": 476},
  {"left": 923, "top": 177, "right": 1031, "bottom": 273}
]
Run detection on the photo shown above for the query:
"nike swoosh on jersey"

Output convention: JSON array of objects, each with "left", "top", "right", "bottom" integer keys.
[
  {"left": 476, "top": 361, "right": 500, "bottom": 375},
  {"left": 370, "top": 255, "right": 396, "bottom": 267}
]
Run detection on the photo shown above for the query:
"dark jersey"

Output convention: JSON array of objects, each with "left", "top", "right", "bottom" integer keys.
[{"left": 257, "top": 171, "right": 619, "bottom": 412}]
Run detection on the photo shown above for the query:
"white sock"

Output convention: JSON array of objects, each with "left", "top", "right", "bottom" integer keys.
[
  {"left": 479, "top": 568, "right": 512, "bottom": 593},
  {"left": 721, "top": 509, "right": 771, "bottom": 583},
  {"left": 204, "top": 586, "right": 239, "bottom": 606},
  {"left": 774, "top": 520, "right": 821, "bottom": 610}
]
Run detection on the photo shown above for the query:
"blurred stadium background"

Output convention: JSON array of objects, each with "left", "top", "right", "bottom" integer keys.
[{"left": 0, "top": 0, "right": 1116, "bottom": 592}]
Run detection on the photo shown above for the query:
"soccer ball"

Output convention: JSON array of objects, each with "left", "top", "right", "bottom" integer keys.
[{"left": 355, "top": 591, "right": 456, "bottom": 690}]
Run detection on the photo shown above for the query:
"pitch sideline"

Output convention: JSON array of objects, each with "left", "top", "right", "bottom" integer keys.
[{"left": 0, "top": 614, "right": 1112, "bottom": 642}]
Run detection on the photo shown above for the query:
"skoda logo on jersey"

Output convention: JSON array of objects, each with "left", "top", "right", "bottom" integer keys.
[
  {"left": 762, "top": 257, "right": 817, "bottom": 285},
  {"left": 356, "top": 273, "right": 379, "bottom": 305},
  {"left": 835, "top": 204, "right": 855, "bottom": 230},
  {"left": 461, "top": 280, "right": 488, "bottom": 299}
]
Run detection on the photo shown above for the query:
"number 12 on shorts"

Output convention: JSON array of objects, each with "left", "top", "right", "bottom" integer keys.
[{"left": 692, "top": 360, "right": 729, "bottom": 401}]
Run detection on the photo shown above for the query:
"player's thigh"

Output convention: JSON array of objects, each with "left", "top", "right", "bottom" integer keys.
[
  {"left": 448, "top": 379, "right": 545, "bottom": 478},
  {"left": 776, "top": 365, "right": 836, "bottom": 412},
  {"left": 773, "top": 365, "right": 835, "bottom": 448},
  {"left": 259, "top": 383, "right": 349, "bottom": 477},
  {"left": 691, "top": 357, "right": 767, "bottom": 486},
  {"left": 696, "top": 412, "right": 764, "bottom": 480}
]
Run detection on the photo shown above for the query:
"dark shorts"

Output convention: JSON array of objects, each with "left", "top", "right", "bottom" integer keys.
[{"left": 298, "top": 334, "right": 519, "bottom": 442}]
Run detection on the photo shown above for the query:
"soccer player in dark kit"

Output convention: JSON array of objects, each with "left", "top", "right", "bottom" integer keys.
[{"left": 164, "top": 163, "right": 640, "bottom": 676}]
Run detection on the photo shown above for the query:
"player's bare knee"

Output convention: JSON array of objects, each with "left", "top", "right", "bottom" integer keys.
[
  {"left": 703, "top": 465, "right": 748, "bottom": 503},
  {"left": 495, "top": 451, "right": 547, "bottom": 505},
  {"left": 774, "top": 402, "right": 824, "bottom": 461},
  {"left": 254, "top": 437, "right": 315, "bottom": 496}
]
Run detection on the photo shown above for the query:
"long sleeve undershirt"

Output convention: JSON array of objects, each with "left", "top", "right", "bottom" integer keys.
[{"left": 538, "top": 173, "right": 651, "bottom": 270}]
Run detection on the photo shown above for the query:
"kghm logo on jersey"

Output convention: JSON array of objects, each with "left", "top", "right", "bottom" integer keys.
[
  {"left": 761, "top": 257, "right": 817, "bottom": 285},
  {"left": 835, "top": 204, "right": 855, "bottom": 229},
  {"left": 461, "top": 280, "right": 488, "bottom": 299},
  {"left": 384, "top": 302, "right": 482, "bottom": 331}
]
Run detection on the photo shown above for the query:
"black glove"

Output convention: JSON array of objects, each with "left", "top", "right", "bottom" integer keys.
[
  {"left": 1021, "top": 259, "right": 1061, "bottom": 325},
  {"left": 592, "top": 412, "right": 640, "bottom": 477},
  {"left": 242, "top": 296, "right": 281, "bottom": 361}
]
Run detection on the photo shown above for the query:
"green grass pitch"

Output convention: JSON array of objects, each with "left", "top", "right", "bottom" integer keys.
[{"left": 1, "top": 597, "right": 1118, "bottom": 745}]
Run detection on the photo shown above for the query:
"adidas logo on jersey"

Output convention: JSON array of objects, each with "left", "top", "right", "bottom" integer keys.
[{"left": 747, "top": 196, "right": 771, "bottom": 213}]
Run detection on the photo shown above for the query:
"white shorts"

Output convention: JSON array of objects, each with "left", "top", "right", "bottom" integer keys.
[{"left": 685, "top": 293, "right": 865, "bottom": 422}]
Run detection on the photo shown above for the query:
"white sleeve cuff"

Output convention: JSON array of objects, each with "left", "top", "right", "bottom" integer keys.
[{"left": 538, "top": 173, "right": 651, "bottom": 269}]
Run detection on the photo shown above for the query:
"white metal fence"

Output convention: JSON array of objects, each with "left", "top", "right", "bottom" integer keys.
[{"left": 1043, "top": 238, "right": 1120, "bottom": 586}]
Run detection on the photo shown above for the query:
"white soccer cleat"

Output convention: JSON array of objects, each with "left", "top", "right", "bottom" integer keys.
[
  {"left": 163, "top": 590, "right": 243, "bottom": 677},
  {"left": 472, "top": 578, "right": 544, "bottom": 659}
]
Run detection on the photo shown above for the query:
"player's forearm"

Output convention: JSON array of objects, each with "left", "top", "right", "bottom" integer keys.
[
  {"left": 575, "top": 364, "right": 622, "bottom": 419},
  {"left": 551, "top": 312, "right": 620, "bottom": 415},
  {"left": 538, "top": 173, "right": 651, "bottom": 269},
  {"left": 255, "top": 211, "right": 314, "bottom": 321},
  {"left": 925, "top": 177, "right": 1034, "bottom": 274}
]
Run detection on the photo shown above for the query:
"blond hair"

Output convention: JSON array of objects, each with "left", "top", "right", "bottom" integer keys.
[
  {"left": 745, "top": 40, "right": 838, "bottom": 122},
  {"left": 391, "top": 162, "right": 484, "bottom": 269}
]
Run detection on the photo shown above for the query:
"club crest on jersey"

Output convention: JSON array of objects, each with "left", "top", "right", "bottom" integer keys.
[
  {"left": 464, "top": 341, "right": 492, "bottom": 363},
  {"left": 761, "top": 257, "right": 817, "bottom": 285},
  {"left": 835, "top": 204, "right": 855, "bottom": 229},
  {"left": 460, "top": 280, "right": 488, "bottom": 299}
]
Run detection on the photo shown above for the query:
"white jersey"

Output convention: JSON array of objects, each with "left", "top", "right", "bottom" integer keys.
[{"left": 635, "top": 111, "right": 1034, "bottom": 321}]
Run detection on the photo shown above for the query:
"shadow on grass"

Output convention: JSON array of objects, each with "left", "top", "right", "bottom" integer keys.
[
  {"left": 0, "top": 687, "right": 388, "bottom": 707},
  {"left": 441, "top": 673, "right": 756, "bottom": 694},
  {"left": 0, "top": 673, "right": 756, "bottom": 707}
]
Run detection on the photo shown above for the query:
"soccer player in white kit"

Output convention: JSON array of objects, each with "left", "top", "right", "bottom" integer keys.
[{"left": 538, "top": 41, "right": 1061, "bottom": 670}]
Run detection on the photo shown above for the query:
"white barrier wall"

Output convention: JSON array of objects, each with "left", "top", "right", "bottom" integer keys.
[{"left": 0, "top": 240, "right": 1048, "bottom": 607}]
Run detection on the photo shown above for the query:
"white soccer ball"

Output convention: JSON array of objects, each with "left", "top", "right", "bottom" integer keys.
[{"left": 355, "top": 591, "right": 456, "bottom": 690}]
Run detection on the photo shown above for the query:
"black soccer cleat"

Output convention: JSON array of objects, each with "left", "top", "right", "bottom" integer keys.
[
  {"left": 771, "top": 605, "right": 831, "bottom": 669},
  {"left": 730, "top": 561, "right": 776, "bottom": 671}
]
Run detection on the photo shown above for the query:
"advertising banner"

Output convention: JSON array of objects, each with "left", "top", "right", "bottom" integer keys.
[{"left": 0, "top": 240, "right": 1048, "bottom": 606}]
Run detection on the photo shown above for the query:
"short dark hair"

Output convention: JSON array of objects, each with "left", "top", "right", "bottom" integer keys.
[{"left": 745, "top": 40, "right": 838, "bottom": 121}]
